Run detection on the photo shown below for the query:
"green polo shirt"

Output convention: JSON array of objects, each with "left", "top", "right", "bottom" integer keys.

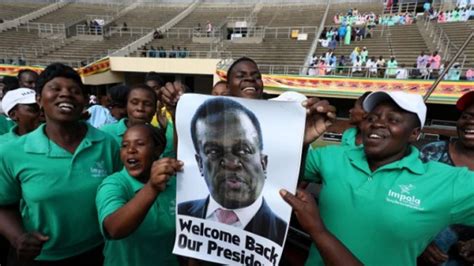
[
  {"left": 303, "top": 145, "right": 474, "bottom": 266},
  {"left": 0, "top": 125, "right": 19, "bottom": 144},
  {"left": 96, "top": 168, "right": 178, "bottom": 266},
  {"left": 0, "top": 123, "right": 121, "bottom": 261},
  {"left": 0, "top": 115, "right": 14, "bottom": 135},
  {"left": 340, "top": 127, "right": 359, "bottom": 148},
  {"left": 100, "top": 118, "right": 128, "bottom": 145},
  {"left": 161, "top": 119, "right": 176, "bottom": 159}
]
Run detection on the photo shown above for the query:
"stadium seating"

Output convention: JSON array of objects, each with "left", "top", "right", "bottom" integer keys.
[
  {"left": 0, "top": 2, "right": 47, "bottom": 21},
  {"left": 436, "top": 21, "right": 474, "bottom": 68}
]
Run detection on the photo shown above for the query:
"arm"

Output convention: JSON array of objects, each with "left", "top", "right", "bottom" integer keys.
[
  {"left": 280, "top": 189, "right": 362, "bottom": 266},
  {"left": 0, "top": 205, "right": 49, "bottom": 261},
  {"left": 102, "top": 158, "right": 183, "bottom": 239}
]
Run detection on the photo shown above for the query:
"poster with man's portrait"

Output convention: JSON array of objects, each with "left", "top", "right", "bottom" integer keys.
[{"left": 173, "top": 94, "right": 305, "bottom": 265}]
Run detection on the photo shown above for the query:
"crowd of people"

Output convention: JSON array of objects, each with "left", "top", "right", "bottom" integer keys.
[
  {"left": 425, "top": 0, "right": 474, "bottom": 22},
  {"left": 308, "top": 46, "right": 472, "bottom": 80},
  {"left": 0, "top": 56, "right": 473, "bottom": 266},
  {"left": 140, "top": 45, "right": 189, "bottom": 58}
]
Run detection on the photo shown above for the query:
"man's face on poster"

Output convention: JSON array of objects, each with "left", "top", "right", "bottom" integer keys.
[{"left": 195, "top": 111, "right": 268, "bottom": 209}]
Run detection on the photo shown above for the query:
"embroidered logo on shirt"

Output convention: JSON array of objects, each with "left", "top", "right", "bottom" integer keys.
[
  {"left": 90, "top": 161, "right": 107, "bottom": 178},
  {"left": 386, "top": 184, "right": 424, "bottom": 210}
]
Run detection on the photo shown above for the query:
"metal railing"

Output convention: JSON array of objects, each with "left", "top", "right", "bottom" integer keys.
[
  {"left": 384, "top": 1, "right": 419, "bottom": 15},
  {"left": 423, "top": 18, "right": 467, "bottom": 67},
  {"left": 107, "top": 26, "right": 153, "bottom": 36},
  {"left": 20, "top": 22, "right": 66, "bottom": 35},
  {"left": 264, "top": 26, "right": 318, "bottom": 38},
  {"left": 133, "top": 49, "right": 232, "bottom": 59}
]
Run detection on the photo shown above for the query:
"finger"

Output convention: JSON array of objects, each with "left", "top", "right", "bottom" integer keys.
[
  {"left": 279, "top": 189, "right": 302, "bottom": 210},
  {"left": 429, "top": 245, "right": 448, "bottom": 262},
  {"left": 30, "top": 232, "right": 49, "bottom": 242},
  {"left": 154, "top": 159, "right": 184, "bottom": 171}
]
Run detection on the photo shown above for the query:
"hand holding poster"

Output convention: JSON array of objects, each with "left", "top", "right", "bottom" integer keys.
[{"left": 173, "top": 94, "right": 305, "bottom": 265}]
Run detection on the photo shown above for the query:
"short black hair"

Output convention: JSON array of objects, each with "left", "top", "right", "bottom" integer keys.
[
  {"left": 358, "top": 91, "right": 372, "bottom": 104},
  {"left": 35, "top": 63, "right": 84, "bottom": 95},
  {"left": 2, "top": 76, "right": 19, "bottom": 95},
  {"left": 127, "top": 83, "right": 157, "bottom": 108},
  {"left": 17, "top": 69, "right": 39, "bottom": 80},
  {"left": 126, "top": 124, "right": 167, "bottom": 156},
  {"left": 190, "top": 97, "right": 263, "bottom": 152},
  {"left": 108, "top": 84, "right": 129, "bottom": 107},
  {"left": 144, "top": 72, "right": 164, "bottom": 87},
  {"left": 226, "top": 57, "right": 258, "bottom": 81},
  {"left": 213, "top": 80, "right": 227, "bottom": 89}
]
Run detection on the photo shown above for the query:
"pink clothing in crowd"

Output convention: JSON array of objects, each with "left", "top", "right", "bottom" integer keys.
[{"left": 430, "top": 54, "right": 442, "bottom": 69}]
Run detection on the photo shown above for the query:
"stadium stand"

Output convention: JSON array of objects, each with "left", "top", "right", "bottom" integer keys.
[
  {"left": 0, "top": 2, "right": 47, "bottom": 21},
  {"left": 436, "top": 21, "right": 474, "bottom": 68}
]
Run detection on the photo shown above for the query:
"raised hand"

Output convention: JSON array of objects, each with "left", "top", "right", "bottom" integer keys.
[
  {"left": 302, "top": 98, "right": 337, "bottom": 146},
  {"left": 148, "top": 158, "right": 183, "bottom": 192}
]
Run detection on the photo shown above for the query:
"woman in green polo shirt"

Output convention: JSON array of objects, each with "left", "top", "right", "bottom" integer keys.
[
  {"left": 0, "top": 63, "right": 121, "bottom": 265},
  {"left": 303, "top": 91, "right": 474, "bottom": 266},
  {"left": 96, "top": 124, "right": 183, "bottom": 266},
  {"left": 100, "top": 84, "right": 157, "bottom": 146}
]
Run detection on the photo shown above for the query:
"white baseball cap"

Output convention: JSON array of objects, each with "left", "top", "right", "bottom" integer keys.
[
  {"left": 2, "top": 88, "right": 36, "bottom": 117},
  {"left": 362, "top": 91, "right": 426, "bottom": 128},
  {"left": 269, "top": 91, "right": 308, "bottom": 103}
]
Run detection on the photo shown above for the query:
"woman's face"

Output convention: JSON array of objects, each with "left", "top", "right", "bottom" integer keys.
[
  {"left": 349, "top": 99, "right": 366, "bottom": 125},
  {"left": 37, "top": 77, "right": 85, "bottom": 123},
  {"left": 10, "top": 103, "right": 41, "bottom": 133},
  {"left": 228, "top": 61, "right": 263, "bottom": 99},
  {"left": 121, "top": 126, "right": 158, "bottom": 179},
  {"left": 361, "top": 102, "right": 420, "bottom": 163},
  {"left": 126, "top": 88, "right": 156, "bottom": 126},
  {"left": 457, "top": 104, "right": 474, "bottom": 149}
]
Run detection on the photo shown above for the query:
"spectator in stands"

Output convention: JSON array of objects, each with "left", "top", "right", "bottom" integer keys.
[
  {"left": 308, "top": 61, "right": 318, "bottom": 76},
  {"left": 328, "top": 36, "right": 337, "bottom": 50},
  {"left": 338, "top": 24, "right": 347, "bottom": 44},
  {"left": 360, "top": 47, "right": 369, "bottom": 64},
  {"left": 376, "top": 55, "right": 386, "bottom": 77},
  {"left": 466, "top": 68, "right": 474, "bottom": 80},
  {"left": 107, "top": 85, "right": 129, "bottom": 121},
  {"left": 429, "top": 51, "right": 442, "bottom": 70},
  {"left": 461, "top": 7, "right": 470, "bottom": 21},
  {"left": 366, "top": 56, "right": 378, "bottom": 76},
  {"left": 345, "top": 24, "right": 352, "bottom": 45},
  {"left": 177, "top": 47, "right": 186, "bottom": 58},
  {"left": 96, "top": 124, "right": 182, "bottom": 266},
  {"left": 2, "top": 76, "right": 19, "bottom": 95},
  {"left": 386, "top": 56, "right": 398, "bottom": 77},
  {"left": 169, "top": 46, "right": 176, "bottom": 58},
  {"left": 352, "top": 56, "right": 363, "bottom": 73},
  {"left": 446, "top": 63, "right": 462, "bottom": 80},
  {"left": 320, "top": 27, "right": 328, "bottom": 39},
  {"left": 148, "top": 46, "right": 158, "bottom": 58},
  {"left": 336, "top": 55, "right": 347, "bottom": 74},
  {"left": 183, "top": 47, "right": 189, "bottom": 58},
  {"left": 341, "top": 91, "right": 372, "bottom": 147},
  {"left": 212, "top": 80, "right": 230, "bottom": 96},
  {"left": 327, "top": 54, "right": 337, "bottom": 74},
  {"left": 410, "top": 63, "right": 422, "bottom": 79},
  {"left": 17, "top": 69, "right": 38, "bottom": 90},
  {"left": 438, "top": 11, "right": 447, "bottom": 22},
  {"left": 396, "top": 63, "right": 409, "bottom": 79},
  {"left": 206, "top": 21, "right": 213, "bottom": 37},
  {"left": 350, "top": 47, "right": 360, "bottom": 64},
  {"left": 0, "top": 63, "right": 121, "bottom": 265},
  {"left": 0, "top": 88, "right": 40, "bottom": 144},
  {"left": 417, "top": 51, "right": 429, "bottom": 70},
  {"left": 122, "top": 22, "right": 128, "bottom": 32},
  {"left": 158, "top": 47, "right": 166, "bottom": 58},
  {"left": 354, "top": 27, "right": 362, "bottom": 41},
  {"left": 418, "top": 91, "right": 474, "bottom": 266}
]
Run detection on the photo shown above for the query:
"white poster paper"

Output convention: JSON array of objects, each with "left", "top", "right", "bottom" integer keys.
[{"left": 173, "top": 94, "right": 305, "bottom": 265}]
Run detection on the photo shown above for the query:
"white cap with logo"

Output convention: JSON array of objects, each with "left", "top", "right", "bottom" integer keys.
[
  {"left": 362, "top": 91, "right": 427, "bottom": 128},
  {"left": 2, "top": 88, "right": 37, "bottom": 117}
]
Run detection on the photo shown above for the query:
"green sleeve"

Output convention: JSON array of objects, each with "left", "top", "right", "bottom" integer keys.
[
  {"left": 111, "top": 139, "right": 122, "bottom": 172},
  {"left": 161, "top": 119, "right": 176, "bottom": 159},
  {"left": 303, "top": 147, "right": 323, "bottom": 183},
  {"left": 96, "top": 175, "right": 128, "bottom": 238},
  {"left": 0, "top": 145, "right": 21, "bottom": 205},
  {"left": 450, "top": 168, "right": 474, "bottom": 225}
]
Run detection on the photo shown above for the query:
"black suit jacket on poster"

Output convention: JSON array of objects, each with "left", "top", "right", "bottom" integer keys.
[{"left": 178, "top": 196, "right": 287, "bottom": 246}]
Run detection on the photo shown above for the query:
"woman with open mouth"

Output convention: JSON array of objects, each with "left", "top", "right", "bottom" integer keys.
[
  {"left": 303, "top": 91, "right": 474, "bottom": 266},
  {"left": 0, "top": 63, "right": 121, "bottom": 265},
  {"left": 418, "top": 91, "right": 474, "bottom": 266},
  {"left": 100, "top": 83, "right": 157, "bottom": 146},
  {"left": 96, "top": 124, "right": 183, "bottom": 266}
]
